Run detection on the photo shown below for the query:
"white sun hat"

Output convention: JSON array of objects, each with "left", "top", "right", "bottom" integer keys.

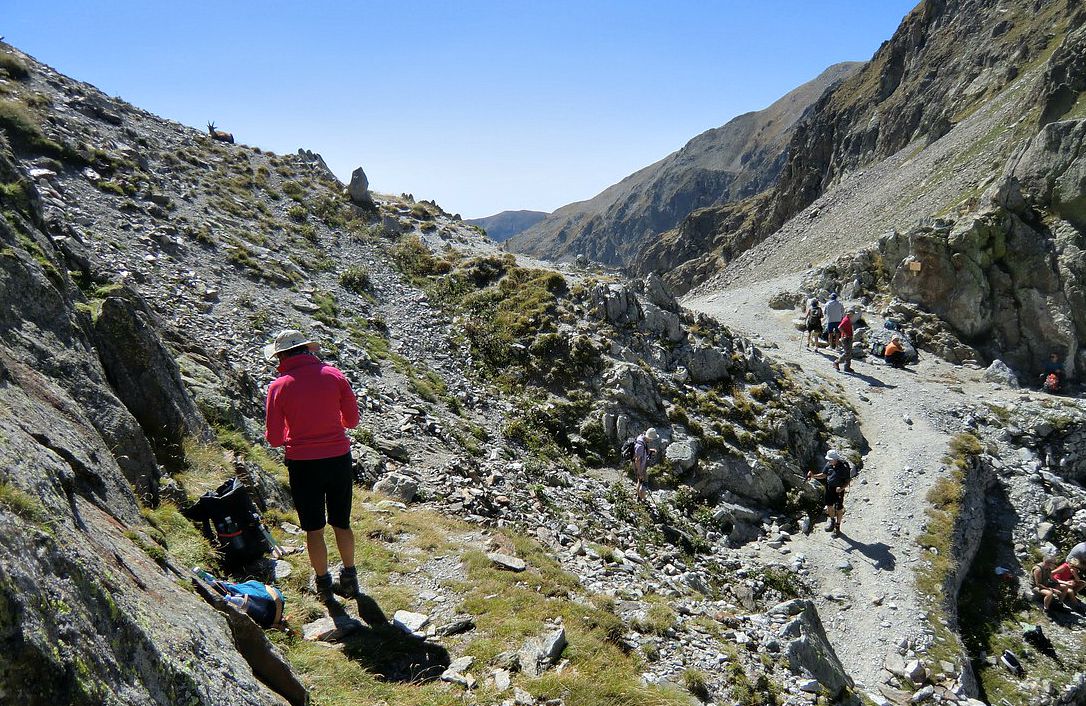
[
  {"left": 825, "top": 449, "right": 842, "bottom": 462},
  {"left": 263, "top": 329, "right": 319, "bottom": 361},
  {"left": 644, "top": 427, "right": 660, "bottom": 441}
]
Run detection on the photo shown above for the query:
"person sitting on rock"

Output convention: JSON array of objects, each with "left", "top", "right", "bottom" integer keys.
[
  {"left": 884, "top": 334, "right": 908, "bottom": 369},
  {"left": 1037, "top": 557, "right": 1083, "bottom": 610},
  {"left": 804, "top": 299, "right": 823, "bottom": 350},
  {"left": 823, "top": 293, "right": 845, "bottom": 350},
  {"left": 633, "top": 427, "right": 659, "bottom": 502},
  {"left": 1033, "top": 556, "right": 1065, "bottom": 612},
  {"left": 1040, "top": 352, "right": 1064, "bottom": 392},
  {"left": 807, "top": 449, "right": 851, "bottom": 537},
  {"left": 264, "top": 329, "right": 360, "bottom": 602}
]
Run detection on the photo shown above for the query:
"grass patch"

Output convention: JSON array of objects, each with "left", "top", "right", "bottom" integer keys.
[
  {"left": 915, "top": 432, "right": 981, "bottom": 668},
  {"left": 140, "top": 502, "right": 217, "bottom": 570},
  {"left": 0, "top": 479, "right": 47, "bottom": 523},
  {"left": 682, "top": 668, "right": 711, "bottom": 702},
  {"left": 0, "top": 99, "right": 63, "bottom": 155},
  {"left": 0, "top": 51, "right": 30, "bottom": 80},
  {"left": 632, "top": 596, "right": 678, "bottom": 635}
]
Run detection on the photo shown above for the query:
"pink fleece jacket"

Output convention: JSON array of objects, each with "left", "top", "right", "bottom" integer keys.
[{"left": 265, "top": 354, "right": 360, "bottom": 460}]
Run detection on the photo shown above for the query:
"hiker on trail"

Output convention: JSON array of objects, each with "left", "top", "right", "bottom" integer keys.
[
  {"left": 824, "top": 293, "right": 845, "bottom": 350},
  {"left": 833, "top": 310, "right": 855, "bottom": 373},
  {"left": 807, "top": 449, "right": 851, "bottom": 538},
  {"left": 884, "top": 333, "right": 908, "bottom": 369},
  {"left": 633, "top": 427, "right": 659, "bottom": 502},
  {"left": 804, "top": 299, "right": 823, "bottom": 350},
  {"left": 264, "top": 329, "right": 360, "bottom": 602},
  {"left": 1040, "top": 352, "right": 1064, "bottom": 392}
]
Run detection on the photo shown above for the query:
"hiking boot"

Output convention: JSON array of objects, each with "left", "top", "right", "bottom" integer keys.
[
  {"left": 338, "top": 566, "right": 359, "bottom": 598},
  {"left": 833, "top": 361, "right": 840, "bottom": 371},
  {"left": 843, "top": 366, "right": 854, "bottom": 373},
  {"left": 825, "top": 519, "right": 836, "bottom": 532},
  {"left": 314, "top": 572, "right": 334, "bottom": 602},
  {"left": 833, "top": 526, "right": 842, "bottom": 538}
]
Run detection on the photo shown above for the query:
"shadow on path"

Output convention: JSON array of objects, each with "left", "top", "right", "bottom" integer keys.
[
  {"left": 325, "top": 593, "right": 451, "bottom": 684},
  {"left": 838, "top": 534, "right": 897, "bottom": 572}
]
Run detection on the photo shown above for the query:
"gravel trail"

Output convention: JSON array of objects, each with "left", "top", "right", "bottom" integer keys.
[{"left": 686, "top": 274, "right": 967, "bottom": 691}]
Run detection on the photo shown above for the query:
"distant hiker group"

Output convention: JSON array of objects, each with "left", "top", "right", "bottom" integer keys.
[{"left": 804, "top": 293, "right": 916, "bottom": 374}]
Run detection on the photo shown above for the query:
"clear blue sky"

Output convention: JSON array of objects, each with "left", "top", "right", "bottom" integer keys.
[{"left": 6, "top": 1, "right": 917, "bottom": 219}]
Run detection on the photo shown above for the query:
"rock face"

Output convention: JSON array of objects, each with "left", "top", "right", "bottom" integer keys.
[
  {"left": 508, "top": 63, "right": 861, "bottom": 267},
  {"left": 90, "top": 286, "right": 212, "bottom": 461},
  {"left": 636, "top": 1, "right": 1086, "bottom": 297}
]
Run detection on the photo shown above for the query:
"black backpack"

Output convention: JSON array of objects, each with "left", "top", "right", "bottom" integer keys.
[
  {"left": 184, "top": 477, "right": 271, "bottom": 568},
  {"left": 620, "top": 437, "right": 637, "bottom": 461}
]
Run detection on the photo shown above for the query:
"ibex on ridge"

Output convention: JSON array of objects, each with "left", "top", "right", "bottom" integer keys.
[{"left": 207, "top": 122, "right": 234, "bottom": 143}]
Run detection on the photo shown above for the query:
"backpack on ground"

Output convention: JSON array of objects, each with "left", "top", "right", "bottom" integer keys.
[
  {"left": 184, "top": 477, "right": 272, "bottom": 568},
  {"left": 193, "top": 568, "right": 285, "bottom": 628},
  {"left": 1043, "top": 373, "right": 1061, "bottom": 393},
  {"left": 620, "top": 437, "right": 637, "bottom": 462}
]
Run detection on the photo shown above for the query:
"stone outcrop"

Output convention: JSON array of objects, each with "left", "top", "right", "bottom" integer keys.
[
  {"left": 775, "top": 599, "right": 854, "bottom": 698},
  {"left": 347, "top": 166, "right": 373, "bottom": 207}
]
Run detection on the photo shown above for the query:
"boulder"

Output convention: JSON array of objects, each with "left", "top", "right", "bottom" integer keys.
[
  {"left": 487, "top": 552, "right": 527, "bottom": 572},
  {"left": 665, "top": 435, "right": 700, "bottom": 472},
  {"left": 780, "top": 600, "right": 853, "bottom": 698},
  {"left": 373, "top": 471, "right": 419, "bottom": 503},
  {"left": 91, "top": 287, "right": 212, "bottom": 464},
  {"left": 982, "top": 359, "right": 1020, "bottom": 388},
  {"left": 686, "top": 345, "right": 729, "bottom": 384},
  {"left": 638, "top": 273, "right": 680, "bottom": 313},
  {"left": 518, "top": 626, "right": 567, "bottom": 677},
  {"left": 347, "top": 166, "right": 373, "bottom": 207},
  {"left": 641, "top": 301, "right": 685, "bottom": 342},
  {"left": 694, "top": 457, "right": 784, "bottom": 506},
  {"left": 769, "top": 291, "right": 801, "bottom": 310},
  {"left": 604, "top": 362, "right": 662, "bottom": 413}
]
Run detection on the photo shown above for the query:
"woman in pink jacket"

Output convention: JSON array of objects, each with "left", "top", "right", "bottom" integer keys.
[{"left": 264, "top": 330, "right": 360, "bottom": 601}]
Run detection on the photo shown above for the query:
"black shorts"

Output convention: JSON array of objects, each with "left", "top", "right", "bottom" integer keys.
[
  {"left": 286, "top": 452, "right": 353, "bottom": 531},
  {"left": 826, "top": 321, "right": 841, "bottom": 334},
  {"left": 806, "top": 320, "right": 822, "bottom": 333},
  {"left": 824, "top": 483, "right": 846, "bottom": 510}
]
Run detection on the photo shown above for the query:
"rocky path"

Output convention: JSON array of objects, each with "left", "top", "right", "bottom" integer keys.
[{"left": 687, "top": 274, "right": 971, "bottom": 692}]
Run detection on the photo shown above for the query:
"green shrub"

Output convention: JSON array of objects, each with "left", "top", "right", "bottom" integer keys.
[
  {"left": 281, "top": 181, "right": 305, "bottom": 201},
  {"left": 390, "top": 234, "right": 446, "bottom": 279},
  {"left": 0, "top": 99, "right": 62, "bottom": 155},
  {"left": 312, "top": 290, "right": 340, "bottom": 328},
  {"left": 339, "top": 265, "right": 371, "bottom": 293},
  {"left": 0, "top": 51, "right": 30, "bottom": 80},
  {"left": 287, "top": 204, "right": 307, "bottom": 222},
  {"left": 682, "top": 669, "right": 711, "bottom": 702}
]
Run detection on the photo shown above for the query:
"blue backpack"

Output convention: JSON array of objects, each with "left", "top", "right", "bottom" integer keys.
[{"left": 194, "top": 569, "right": 285, "bottom": 628}]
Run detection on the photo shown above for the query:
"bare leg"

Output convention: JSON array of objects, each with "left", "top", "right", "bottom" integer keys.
[
  {"left": 332, "top": 526, "right": 355, "bottom": 569},
  {"left": 306, "top": 528, "right": 329, "bottom": 576}
]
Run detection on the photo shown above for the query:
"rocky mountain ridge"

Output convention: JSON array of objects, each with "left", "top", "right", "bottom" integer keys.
[
  {"left": 465, "top": 209, "right": 548, "bottom": 242},
  {"left": 507, "top": 62, "right": 861, "bottom": 268},
  {"left": 640, "top": 0, "right": 1085, "bottom": 297}
]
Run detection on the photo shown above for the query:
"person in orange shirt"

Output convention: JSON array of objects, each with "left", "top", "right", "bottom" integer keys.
[{"left": 884, "top": 334, "right": 907, "bottom": 368}]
